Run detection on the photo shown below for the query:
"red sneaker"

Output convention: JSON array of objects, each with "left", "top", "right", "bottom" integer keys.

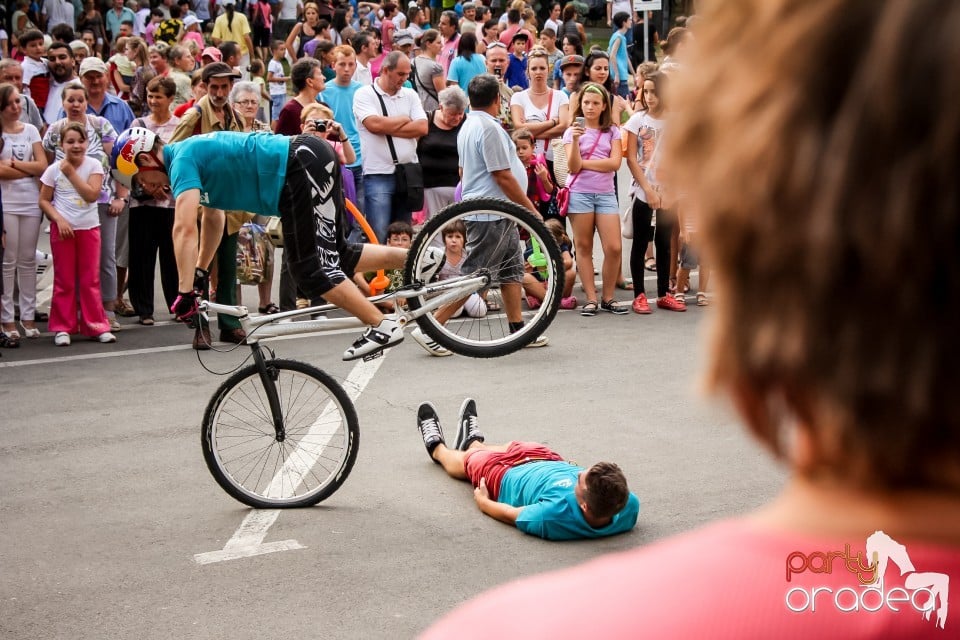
[
  {"left": 632, "top": 293, "right": 652, "bottom": 314},
  {"left": 657, "top": 294, "right": 687, "bottom": 312}
]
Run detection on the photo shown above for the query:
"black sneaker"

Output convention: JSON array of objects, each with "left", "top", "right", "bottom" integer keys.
[
  {"left": 454, "top": 398, "right": 485, "bottom": 451},
  {"left": 417, "top": 402, "right": 445, "bottom": 462}
]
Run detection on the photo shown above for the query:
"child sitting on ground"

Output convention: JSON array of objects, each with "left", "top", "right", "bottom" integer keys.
[
  {"left": 437, "top": 220, "right": 487, "bottom": 318},
  {"left": 523, "top": 218, "right": 577, "bottom": 310},
  {"left": 512, "top": 127, "right": 555, "bottom": 221}
]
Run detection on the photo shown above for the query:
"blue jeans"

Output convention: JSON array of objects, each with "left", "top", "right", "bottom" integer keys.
[{"left": 362, "top": 172, "right": 412, "bottom": 243}]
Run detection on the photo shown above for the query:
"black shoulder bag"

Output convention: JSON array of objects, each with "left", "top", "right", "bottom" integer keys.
[{"left": 374, "top": 85, "right": 425, "bottom": 212}]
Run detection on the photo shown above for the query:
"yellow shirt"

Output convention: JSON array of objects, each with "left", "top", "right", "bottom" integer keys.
[{"left": 211, "top": 12, "right": 251, "bottom": 56}]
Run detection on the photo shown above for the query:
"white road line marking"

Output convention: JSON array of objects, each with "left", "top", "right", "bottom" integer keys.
[
  {"left": 0, "top": 326, "right": 363, "bottom": 368},
  {"left": 193, "top": 352, "right": 388, "bottom": 565}
]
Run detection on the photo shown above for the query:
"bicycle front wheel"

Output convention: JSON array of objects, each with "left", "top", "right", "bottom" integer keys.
[
  {"left": 201, "top": 359, "right": 359, "bottom": 509},
  {"left": 404, "top": 198, "right": 563, "bottom": 358}
]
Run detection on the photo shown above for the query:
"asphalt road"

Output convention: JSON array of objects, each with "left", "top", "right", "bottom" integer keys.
[
  {"left": 1, "top": 179, "right": 785, "bottom": 637},
  {"left": 0, "top": 275, "right": 784, "bottom": 640}
]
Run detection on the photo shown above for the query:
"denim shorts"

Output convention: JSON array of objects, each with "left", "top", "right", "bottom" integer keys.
[
  {"left": 568, "top": 191, "right": 619, "bottom": 215},
  {"left": 270, "top": 94, "right": 286, "bottom": 121}
]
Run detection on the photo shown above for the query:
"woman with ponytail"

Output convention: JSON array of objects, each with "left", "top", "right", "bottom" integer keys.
[{"left": 212, "top": 0, "right": 255, "bottom": 72}]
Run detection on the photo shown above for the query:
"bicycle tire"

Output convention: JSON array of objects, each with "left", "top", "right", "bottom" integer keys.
[
  {"left": 404, "top": 198, "right": 563, "bottom": 358},
  {"left": 201, "top": 359, "right": 359, "bottom": 509}
]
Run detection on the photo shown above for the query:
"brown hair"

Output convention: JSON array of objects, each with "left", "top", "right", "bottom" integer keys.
[
  {"left": 510, "top": 127, "right": 534, "bottom": 146},
  {"left": 0, "top": 82, "right": 17, "bottom": 111},
  {"left": 638, "top": 70, "right": 666, "bottom": 113},
  {"left": 442, "top": 219, "right": 466, "bottom": 239},
  {"left": 146, "top": 75, "right": 176, "bottom": 97},
  {"left": 660, "top": 27, "right": 689, "bottom": 56},
  {"left": 60, "top": 121, "right": 88, "bottom": 144},
  {"left": 584, "top": 462, "right": 629, "bottom": 519},
  {"left": 664, "top": 0, "right": 960, "bottom": 491},
  {"left": 572, "top": 81, "right": 613, "bottom": 130}
]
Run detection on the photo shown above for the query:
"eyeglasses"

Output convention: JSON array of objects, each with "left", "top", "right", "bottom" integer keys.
[{"left": 235, "top": 99, "right": 259, "bottom": 106}]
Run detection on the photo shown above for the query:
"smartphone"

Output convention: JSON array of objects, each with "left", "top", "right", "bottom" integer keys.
[
  {"left": 494, "top": 67, "right": 503, "bottom": 78},
  {"left": 574, "top": 116, "right": 585, "bottom": 128}
]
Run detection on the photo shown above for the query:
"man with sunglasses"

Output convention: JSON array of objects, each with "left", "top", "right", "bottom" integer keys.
[{"left": 483, "top": 41, "right": 514, "bottom": 130}]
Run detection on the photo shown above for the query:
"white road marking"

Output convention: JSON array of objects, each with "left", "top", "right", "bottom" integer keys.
[{"left": 193, "top": 352, "right": 388, "bottom": 565}]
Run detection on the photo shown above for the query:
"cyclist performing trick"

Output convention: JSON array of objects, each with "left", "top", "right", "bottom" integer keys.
[{"left": 110, "top": 126, "right": 444, "bottom": 360}]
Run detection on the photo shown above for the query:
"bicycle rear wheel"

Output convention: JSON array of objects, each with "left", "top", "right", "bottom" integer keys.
[
  {"left": 404, "top": 198, "right": 563, "bottom": 358},
  {"left": 202, "top": 359, "right": 359, "bottom": 508}
]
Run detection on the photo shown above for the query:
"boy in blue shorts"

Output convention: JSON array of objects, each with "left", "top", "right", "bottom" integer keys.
[
  {"left": 110, "top": 128, "right": 444, "bottom": 360},
  {"left": 416, "top": 398, "right": 641, "bottom": 540}
]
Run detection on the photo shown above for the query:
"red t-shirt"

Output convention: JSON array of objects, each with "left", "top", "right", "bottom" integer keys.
[{"left": 423, "top": 518, "right": 958, "bottom": 639}]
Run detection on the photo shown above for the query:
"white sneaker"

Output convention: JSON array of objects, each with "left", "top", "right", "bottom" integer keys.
[
  {"left": 343, "top": 318, "right": 404, "bottom": 361},
  {"left": 416, "top": 246, "right": 446, "bottom": 283},
  {"left": 97, "top": 332, "right": 117, "bottom": 343},
  {"left": 35, "top": 250, "right": 51, "bottom": 276},
  {"left": 54, "top": 332, "right": 71, "bottom": 346},
  {"left": 523, "top": 334, "right": 550, "bottom": 348},
  {"left": 410, "top": 327, "right": 453, "bottom": 357}
]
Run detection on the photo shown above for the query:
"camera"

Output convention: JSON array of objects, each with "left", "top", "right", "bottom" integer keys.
[{"left": 311, "top": 119, "right": 328, "bottom": 132}]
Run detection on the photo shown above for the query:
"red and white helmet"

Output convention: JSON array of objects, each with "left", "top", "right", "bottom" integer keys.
[{"left": 110, "top": 127, "right": 160, "bottom": 188}]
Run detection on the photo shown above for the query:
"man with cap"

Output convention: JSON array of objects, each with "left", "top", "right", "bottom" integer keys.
[
  {"left": 557, "top": 54, "right": 584, "bottom": 96},
  {"left": 503, "top": 31, "right": 529, "bottom": 90},
  {"left": 77, "top": 55, "right": 135, "bottom": 331},
  {"left": 392, "top": 29, "right": 415, "bottom": 58},
  {"left": 168, "top": 61, "right": 250, "bottom": 349}
]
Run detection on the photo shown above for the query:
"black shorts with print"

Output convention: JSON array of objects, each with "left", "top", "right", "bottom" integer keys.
[{"left": 277, "top": 135, "right": 363, "bottom": 298}]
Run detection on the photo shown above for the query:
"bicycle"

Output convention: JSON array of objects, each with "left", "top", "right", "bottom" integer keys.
[{"left": 200, "top": 198, "right": 564, "bottom": 508}]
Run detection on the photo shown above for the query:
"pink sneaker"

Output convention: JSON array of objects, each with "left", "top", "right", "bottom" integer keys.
[
  {"left": 560, "top": 296, "right": 578, "bottom": 310},
  {"left": 526, "top": 295, "right": 542, "bottom": 309}
]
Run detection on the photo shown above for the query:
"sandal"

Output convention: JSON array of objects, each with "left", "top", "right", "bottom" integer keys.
[
  {"left": 258, "top": 303, "right": 281, "bottom": 314},
  {"left": 0, "top": 332, "right": 21, "bottom": 348},
  {"left": 696, "top": 292, "right": 709, "bottom": 307},
  {"left": 115, "top": 299, "right": 137, "bottom": 317},
  {"left": 486, "top": 299, "right": 502, "bottom": 312},
  {"left": 616, "top": 280, "right": 634, "bottom": 291},
  {"left": 644, "top": 257, "right": 656, "bottom": 272},
  {"left": 580, "top": 301, "right": 599, "bottom": 317},
  {"left": 600, "top": 299, "right": 629, "bottom": 315}
]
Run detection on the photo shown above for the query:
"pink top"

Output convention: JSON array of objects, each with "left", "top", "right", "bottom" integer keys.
[
  {"left": 562, "top": 126, "right": 621, "bottom": 195},
  {"left": 423, "top": 518, "right": 958, "bottom": 639}
]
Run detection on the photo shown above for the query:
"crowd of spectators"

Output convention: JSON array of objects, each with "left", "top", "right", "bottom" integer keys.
[{"left": 0, "top": 0, "right": 692, "bottom": 353}]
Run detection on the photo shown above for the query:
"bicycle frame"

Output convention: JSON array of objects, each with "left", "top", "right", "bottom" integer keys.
[{"left": 198, "top": 272, "right": 491, "bottom": 346}]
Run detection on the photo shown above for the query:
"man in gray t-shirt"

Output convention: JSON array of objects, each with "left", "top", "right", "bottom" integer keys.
[{"left": 440, "top": 74, "right": 548, "bottom": 348}]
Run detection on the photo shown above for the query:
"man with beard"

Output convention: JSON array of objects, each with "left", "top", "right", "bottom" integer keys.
[{"left": 43, "top": 42, "right": 77, "bottom": 125}]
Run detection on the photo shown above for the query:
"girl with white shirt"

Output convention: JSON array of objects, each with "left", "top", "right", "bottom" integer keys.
[
  {"left": 39, "top": 122, "right": 116, "bottom": 346},
  {"left": 0, "top": 83, "right": 48, "bottom": 342}
]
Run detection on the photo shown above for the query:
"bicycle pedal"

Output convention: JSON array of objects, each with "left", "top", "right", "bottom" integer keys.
[{"left": 362, "top": 350, "right": 384, "bottom": 362}]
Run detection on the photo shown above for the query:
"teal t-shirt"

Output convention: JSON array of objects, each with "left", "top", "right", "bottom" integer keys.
[
  {"left": 319, "top": 82, "right": 363, "bottom": 169},
  {"left": 163, "top": 131, "right": 290, "bottom": 215},
  {"left": 608, "top": 30, "right": 630, "bottom": 83},
  {"left": 499, "top": 461, "right": 641, "bottom": 541},
  {"left": 447, "top": 54, "right": 487, "bottom": 93}
]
